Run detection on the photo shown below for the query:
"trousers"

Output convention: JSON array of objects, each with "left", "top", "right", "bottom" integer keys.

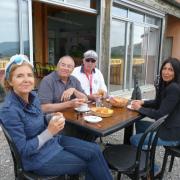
[
  {"left": 33, "top": 135, "right": 112, "bottom": 180},
  {"left": 130, "top": 120, "right": 180, "bottom": 147}
]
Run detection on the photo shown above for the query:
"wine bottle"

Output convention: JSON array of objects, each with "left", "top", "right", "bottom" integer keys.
[{"left": 131, "top": 75, "right": 142, "bottom": 100}]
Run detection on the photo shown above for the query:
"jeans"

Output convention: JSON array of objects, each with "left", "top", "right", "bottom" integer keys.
[
  {"left": 33, "top": 135, "right": 112, "bottom": 180},
  {"left": 130, "top": 120, "right": 180, "bottom": 147}
]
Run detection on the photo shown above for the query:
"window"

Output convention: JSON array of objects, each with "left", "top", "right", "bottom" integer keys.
[
  {"left": 110, "top": 4, "right": 162, "bottom": 93},
  {"left": 67, "top": 0, "right": 90, "bottom": 7},
  {"left": 112, "top": 6, "right": 128, "bottom": 18},
  {"left": 129, "top": 10, "right": 144, "bottom": 23},
  {"left": 132, "top": 25, "right": 147, "bottom": 87},
  {"left": 66, "top": 0, "right": 96, "bottom": 9},
  {"left": 0, "top": 0, "right": 19, "bottom": 71},
  {"left": 146, "top": 15, "right": 161, "bottom": 26},
  {"left": 110, "top": 20, "right": 126, "bottom": 91},
  {"left": 22, "top": 0, "right": 30, "bottom": 57}
]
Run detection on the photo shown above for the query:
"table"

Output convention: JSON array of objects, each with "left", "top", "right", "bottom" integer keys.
[{"left": 62, "top": 104, "right": 143, "bottom": 144}]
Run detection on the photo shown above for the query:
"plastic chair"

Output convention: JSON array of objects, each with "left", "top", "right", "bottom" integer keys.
[
  {"left": 103, "top": 116, "right": 166, "bottom": 180},
  {"left": 158, "top": 145, "right": 180, "bottom": 180},
  {"left": 1, "top": 124, "right": 65, "bottom": 180}
]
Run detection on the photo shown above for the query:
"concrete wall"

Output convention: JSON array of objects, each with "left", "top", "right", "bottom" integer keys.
[{"left": 131, "top": 0, "right": 180, "bottom": 18}]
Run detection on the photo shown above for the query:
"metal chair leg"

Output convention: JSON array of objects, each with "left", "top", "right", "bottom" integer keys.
[
  {"left": 99, "top": 137, "right": 103, "bottom": 143},
  {"left": 117, "top": 172, "right": 121, "bottom": 180},
  {"left": 158, "top": 149, "right": 169, "bottom": 180},
  {"left": 168, "top": 155, "right": 175, "bottom": 172}
]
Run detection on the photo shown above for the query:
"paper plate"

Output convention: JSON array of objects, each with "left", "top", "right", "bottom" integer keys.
[
  {"left": 74, "top": 107, "right": 90, "bottom": 113},
  {"left": 84, "top": 116, "right": 102, "bottom": 123}
]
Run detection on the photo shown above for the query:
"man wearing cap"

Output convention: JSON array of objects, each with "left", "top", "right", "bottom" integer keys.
[{"left": 72, "top": 50, "right": 107, "bottom": 101}]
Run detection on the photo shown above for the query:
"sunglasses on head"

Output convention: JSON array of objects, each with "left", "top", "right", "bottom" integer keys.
[
  {"left": 5, "top": 55, "right": 33, "bottom": 80},
  {"left": 85, "top": 58, "right": 96, "bottom": 63}
]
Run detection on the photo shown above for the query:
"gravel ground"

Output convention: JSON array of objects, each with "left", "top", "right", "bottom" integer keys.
[
  {"left": 0, "top": 90, "right": 180, "bottom": 179},
  {"left": 1, "top": 128, "right": 180, "bottom": 180}
]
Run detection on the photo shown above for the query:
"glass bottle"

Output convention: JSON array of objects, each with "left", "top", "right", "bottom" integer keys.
[{"left": 131, "top": 74, "right": 142, "bottom": 100}]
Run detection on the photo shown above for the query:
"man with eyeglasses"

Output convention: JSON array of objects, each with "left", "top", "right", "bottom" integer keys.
[
  {"left": 72, "top": 50, "right": 107, "bottom": 101},
  {"left": 38, "top": 56, "right": 97, "bottom": 143},
  {"left": 38, "top": 56, "right": 87, "bottom": 113}
]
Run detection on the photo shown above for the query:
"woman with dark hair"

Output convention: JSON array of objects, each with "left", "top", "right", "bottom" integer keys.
[
  {"left": 0, "top": 54, "right": 113, "bottom": 180},
  {"left": 130, "top": 57, "right": 180, "bottom": 174},
  {"left": 131, "top": 57, "right": 180, "bottom": 147}
]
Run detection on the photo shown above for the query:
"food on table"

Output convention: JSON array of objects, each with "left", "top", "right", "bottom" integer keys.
[
  {"left": 109, "top": 97, "right": 128, "bottom": 108},
  {"left": 91, "top": 107, "right": 113, "bottom": 117}
]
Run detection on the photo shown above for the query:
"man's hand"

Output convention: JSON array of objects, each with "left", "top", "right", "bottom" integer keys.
[
  {"left": 69, "top": 98, "right": 85, "bottom": 108},
  {"left": 61, "top": 88, "right": 75, "bottom": 102},
  {"left": 97, "top": 89, "right": 107, "bottom": 98},
  {"left": 47, "top": 113, "right": 65, "bottom": 136}
]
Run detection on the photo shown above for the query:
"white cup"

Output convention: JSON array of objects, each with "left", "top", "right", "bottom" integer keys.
[
  {"left": 52, "top": 115, "right": 64, "bottom": 122},
  {"left": 79, "top": 103, "right": 88, "bottom": 111}
]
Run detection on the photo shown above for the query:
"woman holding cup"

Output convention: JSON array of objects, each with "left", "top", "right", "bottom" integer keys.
[{"left": 0, "top": 54, "right": 113, "bottom": 180}]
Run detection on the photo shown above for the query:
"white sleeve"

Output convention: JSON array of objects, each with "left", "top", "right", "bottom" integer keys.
[
  {"left": 98, "top": 70, "right": 107, "bottom": 92},
  {"left": 37, "top": 129, "right": 53, "bottom": 149}
]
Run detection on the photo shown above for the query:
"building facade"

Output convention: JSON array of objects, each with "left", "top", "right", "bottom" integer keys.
[{"left": 0, "top": 0, "right": 180, "bottom": 97}]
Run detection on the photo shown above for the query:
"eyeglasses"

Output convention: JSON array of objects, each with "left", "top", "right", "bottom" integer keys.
[
  {"left": 60, "top": 62, "right": 74, "bottom": 69},
  {"left": 5, "top": 54, "right": 33, "bottom": 80},
  {"left": 85, "top": 59, "right": 96, "bottom": 63}
]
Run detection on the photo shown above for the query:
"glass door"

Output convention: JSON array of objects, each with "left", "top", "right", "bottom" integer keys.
[
  {"left": 130, "top": 25, "right": 160, "bottom": 88},
  {"left": 109, "top": 19, "right": 126, "bottom": 92},
  {"left": 131, "top": 25, "right": 148, "bottom": 87},
  {"left": 146, "top": 27, "right": 160, "bottom": 85}
]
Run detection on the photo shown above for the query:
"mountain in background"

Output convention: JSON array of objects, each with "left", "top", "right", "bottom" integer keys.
[
  {"left": 0, "top": 41, "right": 29, "bottom": 58},
  {"left": 111, "top": 43, "right": 142, "bottom": 57}
]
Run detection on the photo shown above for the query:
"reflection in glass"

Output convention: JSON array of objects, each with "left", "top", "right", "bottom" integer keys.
[
  {"left": 48, "top": 10, "right": 96, "bottom": 65},
  {"left": 22, "top": 0, "right": 30, "bottom": 57},
  {"left": 146, "top": 28, "right": 160, "bottom": 85},
  {"left": 132, "top": 26, "right": 160, "bottom": 88},
  {"left": 132, "top": 26, "right": 147, "bottom": 87},
  {"left": 110, "top": 20, "right": 126, "bottom": 92},
  {"left": 0, "top": 0, "right": 19, "bottom": 71},
  {"left": 126, "top": 23, "right": 132, "bottom": 90},
  {"left": 146, "top": 15, "right": 161, "bottom": 26},
  {"left": 112, "top": 5, "right": 128, "bottom": 17},
  {"left": 67, "top": 0, "right": 90, "bottom": 8},
  {"left": 129, "top": 10, "right": 144, "bottom": 23}
]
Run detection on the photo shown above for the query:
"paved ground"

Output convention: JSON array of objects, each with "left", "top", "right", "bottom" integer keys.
[{"left": 0, "top": 90, "right": 180, "bottom": 179}]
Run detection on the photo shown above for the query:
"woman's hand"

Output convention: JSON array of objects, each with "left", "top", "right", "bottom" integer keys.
[
  {"left": 47, "top": 113, "right": 65, "bottom": 136},
  {"left": 131, "top": 100, "right": 144, "bottom": 110}
]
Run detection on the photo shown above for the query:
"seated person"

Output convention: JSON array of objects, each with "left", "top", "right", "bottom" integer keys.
[
  {"left": 0, "top": 54, "right": 113, "bottom": 180},
  {"left": 38, "top": 56, "right": 96, "bottom": 141},
  {"left": 38, "top": 55, "right": 87, "bottom": 113},
  {"left": 130, "top": 57, "right": 180, "bottom": 174},
  {"left": 72, "top": 50, "right": 107, "bottom": 101}
]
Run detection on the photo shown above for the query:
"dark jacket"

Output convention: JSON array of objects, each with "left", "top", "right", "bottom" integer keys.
[{"left": 138, "top": 82, "right": 180, "bottom": 141}]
